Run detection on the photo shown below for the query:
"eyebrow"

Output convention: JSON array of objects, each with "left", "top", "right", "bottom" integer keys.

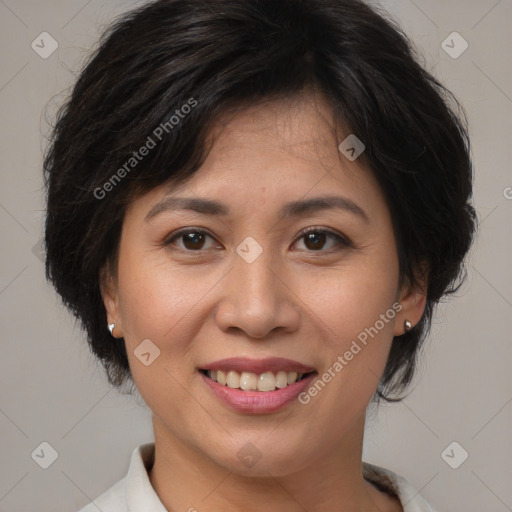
[{"left": 145, "top": 195, "right": 369, "bottom": 223}]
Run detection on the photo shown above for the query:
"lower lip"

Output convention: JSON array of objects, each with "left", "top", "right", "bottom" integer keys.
[{"left": 200, "top": 371, "right": 317, "bottom": 414}]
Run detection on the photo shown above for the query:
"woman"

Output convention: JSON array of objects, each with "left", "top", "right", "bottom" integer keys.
[{"left": 44, "top": 0, "right": 476, "bottom": 510}]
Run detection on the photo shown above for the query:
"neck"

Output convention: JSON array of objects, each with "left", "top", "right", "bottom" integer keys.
[{"left": 148, "top": 412, "right": 400, "bottom": 512}]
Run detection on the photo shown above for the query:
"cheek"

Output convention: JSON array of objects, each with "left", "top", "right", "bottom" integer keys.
[
  {"left": 114, "top": 252, "right": 207, "bottom": 413},
  {"left": 116, "top": 245, "right": 214, "bottom": 346},
  {"left": 295, "top": 250, "right": 400, "bottom": 400},
  {"left": 304, "top": 256, "right": 399, "bottom": 346}
]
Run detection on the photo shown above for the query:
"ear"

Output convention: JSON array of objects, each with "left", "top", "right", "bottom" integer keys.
[
  {"left": 394, "top": 263, "right": 428, "bottom": 336},
  {"left": 99, "top": 263, "right": 123, "bottom": 338}
]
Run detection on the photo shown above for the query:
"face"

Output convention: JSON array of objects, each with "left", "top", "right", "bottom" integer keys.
[{"left": 103, "top": 93, "right": 425, "bottom": 477}]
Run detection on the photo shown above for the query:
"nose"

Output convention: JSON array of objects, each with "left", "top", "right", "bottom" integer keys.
[{"left": 214, "top": 249, "right": 300, "bottom": 339}]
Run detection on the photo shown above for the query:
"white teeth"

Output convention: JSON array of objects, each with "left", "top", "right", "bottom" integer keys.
[
  {"left": 226, "top": 370, "right": 239, "bottom": 389},
  {"left": 275, "top": 371, "right": 288, "bottom": 388},
  {"left": 258, "top": 371, "right": 276, "bottom": 391},
  {"left": 288, "top": 372, "right": 298, "bottom": 385},
  {"left": 217, "top": 370, "right": 227, "bottom": 385},
  {"left": 240, "top": 371, "right": 257, "bottom": 391},
  {"left": 206, "top": 369, "right": 310, "bottom": 391}
]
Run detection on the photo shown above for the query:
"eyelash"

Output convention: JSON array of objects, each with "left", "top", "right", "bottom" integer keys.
[{"left": 163, "top": 226, "right": 352, "bottom": 253}]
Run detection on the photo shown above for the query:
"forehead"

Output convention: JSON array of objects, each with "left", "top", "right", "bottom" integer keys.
[
  {"left": 204, "top": 93, "right": 343, "bottom": 165},
  {"left": 129, "top": 93, "right": 389, "bottom": 224}
]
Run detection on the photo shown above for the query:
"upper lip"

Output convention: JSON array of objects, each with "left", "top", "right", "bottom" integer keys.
[{"left": 200, "top": 357, "right": 316, "bottom": 374}]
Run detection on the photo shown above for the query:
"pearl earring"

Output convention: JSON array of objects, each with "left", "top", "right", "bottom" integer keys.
[
  {"left": 108, "top": 323, "right": 116, "bottom": 337},
  {"left": 404, "top": 320, "right": 412, "bottom": 332}
]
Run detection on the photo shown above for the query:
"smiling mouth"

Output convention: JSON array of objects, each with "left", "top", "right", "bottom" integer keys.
[{"left": 200, "top": 369, "right": 317, "bottom": 392}]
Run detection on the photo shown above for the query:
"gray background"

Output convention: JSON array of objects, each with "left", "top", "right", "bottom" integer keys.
[{"left": 0, "top": 0, "right": 511, "bottom": 511}]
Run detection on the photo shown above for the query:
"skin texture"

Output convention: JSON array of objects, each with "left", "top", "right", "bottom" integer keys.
[{"left": 102, "top": 91, "right": 426, "bottom": 512}]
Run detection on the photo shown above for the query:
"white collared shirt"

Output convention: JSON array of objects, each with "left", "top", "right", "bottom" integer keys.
[{"left": 77, "top": 443, "right": 436, "bottom": 512}]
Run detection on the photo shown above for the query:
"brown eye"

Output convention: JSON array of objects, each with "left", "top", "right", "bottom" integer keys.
[
  {"left": 295, "top": 228, "right": 351, "bottom": 252},
  {"left": 303, "top": 231, "right": 328, "bottom": 251},
  {"left": 181, "top": 231, "right": 207, "bottom": 250},
  {"left": 165, "top": 229, "right": 220, "bottom": 251}
]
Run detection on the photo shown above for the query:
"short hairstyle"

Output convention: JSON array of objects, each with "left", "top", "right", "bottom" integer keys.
[{"left": 44, "top": 0, "right": 477, "bottom": 400}]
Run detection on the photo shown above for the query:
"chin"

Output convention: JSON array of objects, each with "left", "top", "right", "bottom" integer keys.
[
  {"left": 226, "top": 452, "right": 306, "bottom": 478},
  {"left": 207, "top": 434, "right": 314, "bottom": 478}
]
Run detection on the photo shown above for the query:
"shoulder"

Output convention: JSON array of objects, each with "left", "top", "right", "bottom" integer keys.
[
  {"left": 362, "top": 462, "right": 437, "bottom": 512},
  {"left": 76, "top": 477, "right": 127, "bottom": 512},
  {"left": 75, "top": 443, "right": 165, "bottom": 512}
]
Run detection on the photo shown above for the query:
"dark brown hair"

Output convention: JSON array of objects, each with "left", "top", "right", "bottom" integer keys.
[{"left": 44, "top": 0, "right": 477, "bottom": 400}]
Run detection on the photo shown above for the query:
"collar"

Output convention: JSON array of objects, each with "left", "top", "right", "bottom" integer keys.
[
  {"left": 362, "top": 462, "right": 435, "bottom": 511},
  {"left": 126, "top": 443, "right": 168, "bottom": 511},
  {"left": 125, "top": 443, "right": 435, "bottom": 512}
]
